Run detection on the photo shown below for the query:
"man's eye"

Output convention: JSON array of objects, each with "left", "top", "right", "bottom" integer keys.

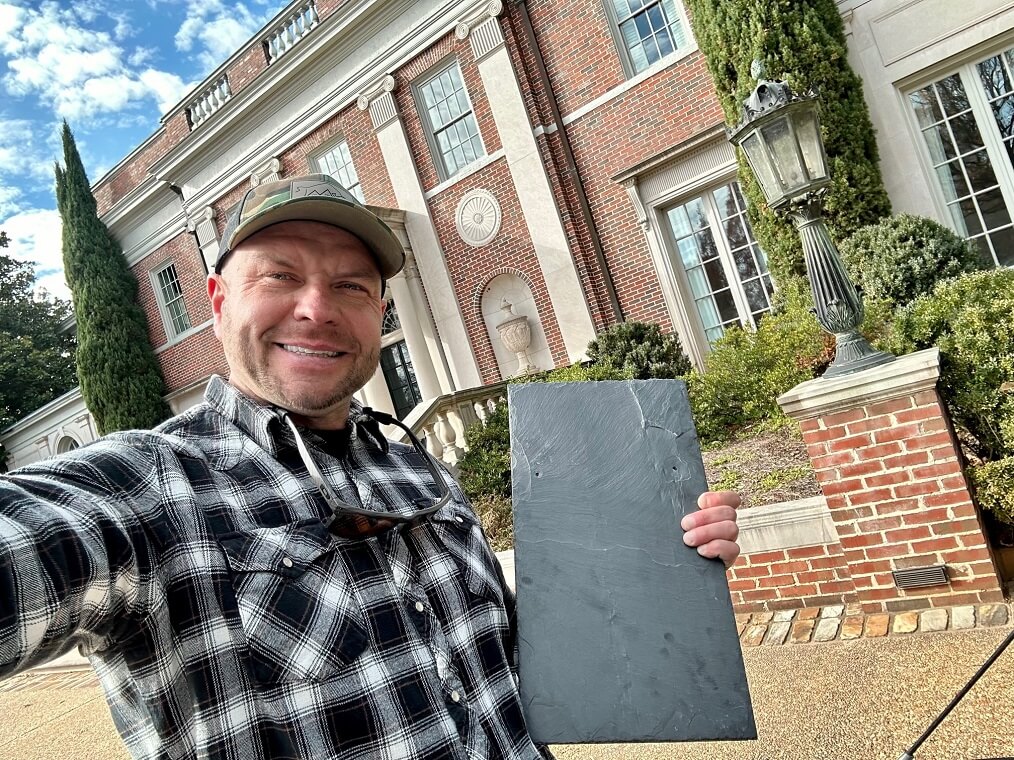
[
  {"left": 267, "top": 272, "right": 294, "bottom": 281},
  {"left": 340, "top": 282, "right": 367, "bottom": 292}
]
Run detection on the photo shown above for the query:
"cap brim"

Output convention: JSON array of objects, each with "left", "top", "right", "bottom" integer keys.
[{"left": 221, "top": 197, "right": 405, "bottom": 279}]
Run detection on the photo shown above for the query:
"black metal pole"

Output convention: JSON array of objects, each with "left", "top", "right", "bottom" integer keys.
[{"left": 898, "top": 626, "right": 1014, "bottom": 759}]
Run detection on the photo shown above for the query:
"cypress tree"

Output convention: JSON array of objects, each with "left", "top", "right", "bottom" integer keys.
[
  {"left": 55, "top": 122, "right": 172, "bottom": 435},
  {"left": 684, "top": 0, "right": 891, "bottom": 287}
]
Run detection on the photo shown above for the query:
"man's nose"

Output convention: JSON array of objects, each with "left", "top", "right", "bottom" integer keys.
[{"left": 292, "top": 282, "right": 340, "bottom": 323}]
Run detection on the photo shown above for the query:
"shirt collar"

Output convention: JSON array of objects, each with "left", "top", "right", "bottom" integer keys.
[{"left": 203, "top": 376, "right": 390, "bottom": 456}]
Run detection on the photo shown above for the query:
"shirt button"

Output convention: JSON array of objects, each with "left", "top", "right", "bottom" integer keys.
[
  {"left": 450, "top": 690, "right": 461, "bottom": 703},
  {"left": 414, "top": 601, "right": 425, "bottom": 613},
  {"left": 281, "top": 557, "right": 294, "bottom": 568},
  {"left": 454, "top": 516, "right": 464, "bottom": 524}
]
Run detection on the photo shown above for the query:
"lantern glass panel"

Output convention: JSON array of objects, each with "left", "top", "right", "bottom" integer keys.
[
  {"left": 740, "top": 131, "right": 783, "bottom": 203},
  {"left": 793, "top": 107, "right": 827, "bottom": 182},
  {"left": 761, "top": 116, "right": 808, "bottom": 196}
]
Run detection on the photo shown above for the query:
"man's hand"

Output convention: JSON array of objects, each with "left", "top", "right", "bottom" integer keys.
[{"left": 681, "top": 490, "right": 741, "bottom": 568}]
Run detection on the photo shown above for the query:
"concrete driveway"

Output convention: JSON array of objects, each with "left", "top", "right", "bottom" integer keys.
[{"left": 3, "top": 624, "right": 1012, "bottom": 760}]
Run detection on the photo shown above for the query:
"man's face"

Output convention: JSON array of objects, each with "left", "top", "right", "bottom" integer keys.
[{"left": 208, "top": 220, "right": 385, "bottom": 429}]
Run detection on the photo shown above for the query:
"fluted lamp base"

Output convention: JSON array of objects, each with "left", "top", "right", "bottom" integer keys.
[{"left": 823, "top": 331, "right": 895, "bottom": 379}]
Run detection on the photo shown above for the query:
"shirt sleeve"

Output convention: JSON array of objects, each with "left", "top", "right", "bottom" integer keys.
[{"left": 0, "top": 441, "right": 159, "bottom": 678}]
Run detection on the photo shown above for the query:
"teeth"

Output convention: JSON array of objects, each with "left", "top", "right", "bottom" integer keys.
[{"left": 281, "top": 344, "right": 342, "bottom": 357}]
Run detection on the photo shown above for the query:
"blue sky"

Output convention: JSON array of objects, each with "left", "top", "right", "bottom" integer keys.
[{"left": 0, "top": 0, "right": 290, "bottom": 300}]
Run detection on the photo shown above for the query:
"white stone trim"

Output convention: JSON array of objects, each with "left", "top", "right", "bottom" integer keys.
[
  {"left": 737, "top": 496, "right": 838, "bottom": 554},
  {"left": 357, "top": 74, "right": 398, "bottom": 129},
  {"left": 154, "top": 319, "right": 215, "bottom": 354},
  {"left": 777, "top": 348, "right": 941, "bottom": 420},
  {"left": 249, "top": 157, "right": 282, "bottom": 186},
  {"left": 453, "top": 0, "right": 503, "bottom": 40},
  {"left": 422, "top": 150, "right": 505, "bottom": 200},
  {"left": 474, "top": 42, "right": 596, "bottom": 362}
]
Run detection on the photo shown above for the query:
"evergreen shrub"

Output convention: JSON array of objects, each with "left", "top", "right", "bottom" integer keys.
[
  {"left": 889, "top": 268, "right": 1014, "bottom": 464},
  {"left": 684, "top": 0, "right": 891, "bottom": 287},
  {"left": 839, "top": 214, "right": 985, "bottom": 309},
  {"left": 686, "top": 294, "right": 829, "bottom": 445},
  {"left": 586, "top": 321, "right": 691, "bottom": 379},
  {"left": 967, "top": 458, "right": 1014, "bottom": 526}
]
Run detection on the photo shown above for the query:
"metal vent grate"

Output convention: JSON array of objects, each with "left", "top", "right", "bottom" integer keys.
[{"left": 892, "top": 564, "right": 948, "bottom": 589}]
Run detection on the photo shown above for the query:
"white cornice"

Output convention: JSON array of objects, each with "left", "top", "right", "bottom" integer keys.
[
  {"left": 122, "top": 211, "right": 189, "bottom": 267},
  {"left": 148, "top": 0, "right": 473, "bottom": 214}
]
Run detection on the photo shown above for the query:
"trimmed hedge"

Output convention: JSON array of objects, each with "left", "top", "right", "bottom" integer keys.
[
  {"left": 586, "top": 321, "right": 692, "bottom": 379},
  {"left": 839, "top": 214, "right": 986, "bottom": 309},
  {"left": 684, "top": 0, "right": 891, "bottom": 289}
]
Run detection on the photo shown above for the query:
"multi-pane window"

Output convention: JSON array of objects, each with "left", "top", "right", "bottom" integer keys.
[
  {"left": 909, "top": 46, "right": 1014, "bottom": 267},
  {"left": 610, "top": 0, "right": 688, "bottom": 75},
  {"left": 380, "top": 299, "right": 422, "bottom": 420},
  {"left": 664, "top": 182, "right": 773, "bottom": 344},
  {"left": 154, "top": 263, "right": 191, "bottom": 339},
  {"left": 417, "top": 61, "right": 484, "bottom": 180},
  {"left": 313, "top": 140, "right": 364, "bottom": 202}
]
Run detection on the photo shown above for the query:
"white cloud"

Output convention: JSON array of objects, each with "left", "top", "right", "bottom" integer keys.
[
  {"left": 174, "top": 0, "right": 266, "bottom": 73},
  {"left": 0, "top": 2, "right": 187, "bottom": 123},
  {"left": 1, "top": 207, "right": 68, "bottom": 301},
  {"left": 0, "top": 184, "right": 23, "bottom": 219}
]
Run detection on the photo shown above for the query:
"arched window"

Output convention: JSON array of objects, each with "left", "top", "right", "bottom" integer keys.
[{"left": 56, "top": 436, "right": 80, "bottom": 454}]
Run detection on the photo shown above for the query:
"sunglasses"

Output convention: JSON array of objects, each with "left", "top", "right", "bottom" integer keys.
[{"left": 284, "top": 408, "right": 452, "bottom": 538}]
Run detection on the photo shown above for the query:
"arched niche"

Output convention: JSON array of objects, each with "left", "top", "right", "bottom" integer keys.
[{"left": 480, "top": 273, "right": 551, "bottom": 379}]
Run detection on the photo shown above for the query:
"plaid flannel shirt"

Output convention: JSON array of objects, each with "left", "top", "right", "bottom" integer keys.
[{"left": 0, "top": 377, "right": 549, "bottom": 760}]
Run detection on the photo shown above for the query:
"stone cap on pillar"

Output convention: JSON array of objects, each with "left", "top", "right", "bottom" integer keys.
[{"left": 777, "top": 347, "right": 940, "bottom": 421}]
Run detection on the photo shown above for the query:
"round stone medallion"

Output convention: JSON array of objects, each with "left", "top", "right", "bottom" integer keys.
[{"left": 455, "top": 189, "right": 501, "bottom": 247}]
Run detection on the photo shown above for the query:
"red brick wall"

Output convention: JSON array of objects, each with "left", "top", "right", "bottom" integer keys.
[
  {"left": 280, "top": 103, "right": 397, "bottom": 208},
  {"left": 396, "top": 32, "right": 501, "bottom": 193},
  {"left": 228, "top": 45, "right": 268, "bottom": 95},
  {"left": 800, "top": 389, "right": 1003, "bottom": 613},
  {"left": 425, "top": 158, "right": 568, "bottom": 382},
  {"left": 132, "top": 232, "right": 224, "bottom": 392},
  {"left": 728, "top": 543, "right": 857, "bottom": 612},
  {"left": 547, "top": 52, "right": 724, "bottom": 327},
  {"left": 94, "top": 129, "right": 183, "bottom": 217}
]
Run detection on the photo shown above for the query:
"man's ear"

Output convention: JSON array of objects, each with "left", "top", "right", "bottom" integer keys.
[{"left": 207, "top": 274, "right": 226, "bottom": 339}]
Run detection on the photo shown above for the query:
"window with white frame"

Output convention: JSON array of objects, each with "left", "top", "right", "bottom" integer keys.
[
  {"left": 663, "top": 182, "right": 773, "bottom": 344},
  {"left": 312, "top": 139, "right": 364, "bottom": 202},
  {"left": 380, "top": 298, "right": 422, "bottom": 420},
  {"left": 153, "top": 262, "right": 191, "bottom": 340},
  {"left": 607, "top": 0, "right": 690, "bottom": 76},
  {"left": 908, "top": 45, "right": 1014, "bottom": 267},
  {"left": 416, "top": 60, "right": 485, "bottom": 180}
]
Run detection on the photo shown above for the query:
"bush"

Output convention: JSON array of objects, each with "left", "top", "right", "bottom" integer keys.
[
  {"left": 968, "top": 458, "right": 1014, "bottom": 526},
  {"left": 471, "top": 494, "right": 514, "bottom": 551},
  {"left": 687, "top": 297, "right": 829, "bottom": 444},
  {"left": 457, "top": 401, "right": 511, "bottom": 501},
  {"left": 586, "top": 321, "right": 692, "bottom": 379},
  {"left": 889, "top": 268, "right": 1014, "bottom": 462},
  {"left": 839, "top": 214, "right": 985, "bottom": 309}
]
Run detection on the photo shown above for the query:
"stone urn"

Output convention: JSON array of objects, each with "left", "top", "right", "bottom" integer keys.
[{"left": 496, "top": 299, "right": 538, "bottom": 376}]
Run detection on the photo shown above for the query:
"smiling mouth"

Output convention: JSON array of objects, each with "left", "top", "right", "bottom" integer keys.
[{"left": 279, "top": 344, "right": 346, "bottom": 358}]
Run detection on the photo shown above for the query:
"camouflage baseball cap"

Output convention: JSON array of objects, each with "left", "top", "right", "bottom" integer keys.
[{"left": 214, "top": 174, "right": 405, "bottom": 278}]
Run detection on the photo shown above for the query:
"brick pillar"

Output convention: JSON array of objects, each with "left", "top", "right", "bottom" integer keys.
[{"left": 778, "top": 348, "right": 1004, "bottom": 613}]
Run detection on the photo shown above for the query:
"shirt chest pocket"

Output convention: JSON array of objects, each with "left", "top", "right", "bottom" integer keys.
[{"left": 219, "top": 521, "right": 368, "bottom": 684}]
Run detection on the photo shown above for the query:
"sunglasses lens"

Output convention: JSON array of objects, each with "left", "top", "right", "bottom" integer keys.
[{"left": 329, "top": 512, "right": 397, "bottom": 539}]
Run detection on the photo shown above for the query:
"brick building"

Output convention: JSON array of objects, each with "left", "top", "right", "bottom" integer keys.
[{"left": 5, "top": 0, "right": 1014, "bottom": 613}]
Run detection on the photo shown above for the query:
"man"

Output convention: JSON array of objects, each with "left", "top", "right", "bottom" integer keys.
[{"left": 0, "top": 174, "right": 740, "bottom": 759}]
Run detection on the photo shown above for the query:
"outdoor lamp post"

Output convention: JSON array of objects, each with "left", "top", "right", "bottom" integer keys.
[{"left": 728, "top": 76, "right": 893, "bottom": 378}]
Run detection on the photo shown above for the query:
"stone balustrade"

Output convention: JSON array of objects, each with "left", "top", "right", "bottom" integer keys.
[
  {"left": 186, "top": 76, "right": 232, "bottom": 129},
  {"left": 264, "top": 1, "right": 319, "bottom": 63},
  {"left": 391, "top": 382, "right": 508, "bottom": 468}
]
